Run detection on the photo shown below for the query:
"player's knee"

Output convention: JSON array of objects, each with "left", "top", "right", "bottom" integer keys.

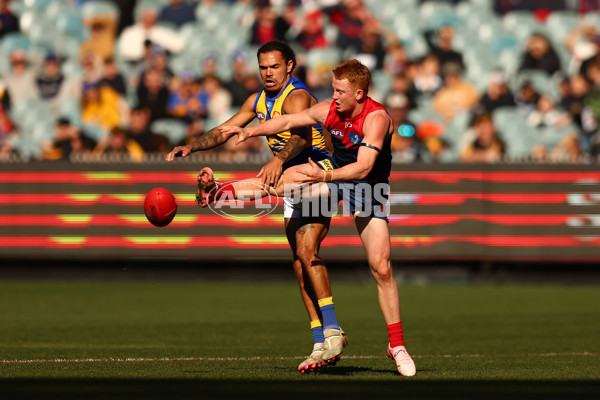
[
  {"left": 296, "top": 244, "right": 318, "bottom": 267},
  {"left": 370, "top": 260, "right": 393, "bottom": 281}
]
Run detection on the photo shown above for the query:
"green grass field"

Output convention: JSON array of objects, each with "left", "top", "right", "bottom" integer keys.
[{"left": 0, "top": 278, "right": 598, "bottom": 399}]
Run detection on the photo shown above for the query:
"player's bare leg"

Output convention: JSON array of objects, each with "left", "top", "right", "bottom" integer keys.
[
  {"left": 196, "top": 164, "right": 329, "bottom": 208},
  {"left": 286, "top": 217, "right": 327, "bottom": 374},
  {"left": 355, "top": 215, "right": 416, "bottom": 376},
  {"left": 296, "top": 216, "right": 347, "bottom": 366},
  {"left": 196, "top": 167, "right": 279, "bottom": 207}
]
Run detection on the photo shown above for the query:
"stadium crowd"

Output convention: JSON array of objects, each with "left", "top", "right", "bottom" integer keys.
[{"left": 0, "top": 0, "right": 599, "bottom": 163}]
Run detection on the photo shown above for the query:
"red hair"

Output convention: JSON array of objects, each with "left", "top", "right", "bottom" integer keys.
[{"left": 332, "top": 59, "right": 371, "bottom": 94}]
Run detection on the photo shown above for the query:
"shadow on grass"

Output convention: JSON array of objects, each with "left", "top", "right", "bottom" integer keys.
[{"left": 1, "top": 379, "right": 599, "bottom": 400}]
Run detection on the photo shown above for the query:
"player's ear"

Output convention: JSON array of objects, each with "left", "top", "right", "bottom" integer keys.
[
  {"left": 286, "top": 60, "right": 294, "bottom": 74},
  {"left": 355, "top": 88, "right": 365, "bottom": 101}
]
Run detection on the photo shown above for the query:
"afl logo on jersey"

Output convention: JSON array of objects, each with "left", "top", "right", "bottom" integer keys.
[
  {"left": 331, "top": 129, "right": 344, "bottom": 138},
  {"left": 257, "top": 112, "right": 266, "bottom": 120}
]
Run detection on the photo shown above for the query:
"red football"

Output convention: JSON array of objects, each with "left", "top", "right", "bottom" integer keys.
[{"left": 144, "top": 187, "right": 177, "bottom": 227}]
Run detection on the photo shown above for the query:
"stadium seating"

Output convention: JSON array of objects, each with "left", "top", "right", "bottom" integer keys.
[
  {"left": 1, "top": 0, "right": 595, "bottom": 162},
  {"left": 150, "top": 118, "right": 187, "bottom": 145}
]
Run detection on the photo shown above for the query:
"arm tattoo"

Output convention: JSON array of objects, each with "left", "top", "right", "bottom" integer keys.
[
  {"left": 189, "top": 127, "right": 227, "bottom": 152},
  {"left": 277, "top": 134, "right": 305, "bottom": 163}
]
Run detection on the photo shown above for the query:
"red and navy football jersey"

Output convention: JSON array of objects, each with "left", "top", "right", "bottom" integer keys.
[{"left": 324, "top": 97, "right": 392, "bottom": 184}]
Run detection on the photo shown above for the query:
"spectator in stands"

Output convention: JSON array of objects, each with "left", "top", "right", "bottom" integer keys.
[
  {"left": 79, "top": 52, "right": 105, "bottom": 89},
  {"left": 36, "top": 54, "right": 65, "bottom": 102},
  {"left": 107, "top": 0, "right": 135, "bottom": 35},
  {"left": 0, "top": 135, "right": 16, "bottom": 160},
  {"left": 387, "top": 93, "right": 421, "bottom": 163},
  {"left": 424, "top": 25, "right": 465, "bottom": 73},
  {"left": 79, "top": 10, "right": 118, "bottom": 62},
  {"left": 202, "top": 74, "right": 233, "bottom": 123},
  {"left": 579, "top": 34, "right": 600, "bottom": 82},
  {"left": 93, "top": 127, "right": 144, "bottom": 162},
  {"left": 575, "top": 0, "right": 600, "bottom": 13},
  {"left": 548, "top": 132, "right": 582, "bottom": 162},
  {"left": 167, "top": 69, "right": 206, "bottom": 124},
  {"left": 118, "top": 7, "right": 186, "bottom": 62},
  {"left": 131, "top": 44, "right": 174, "bottom": 94},
  {"left": 583, "top": 61, "right": 600, "bottom": 136},
  {"left": 41, "top": 117, "right": 96, "bottom": 161},
  {"left": 493, "top": 0, "right": 568, "bottom": 15},
  {"left": 353, "top": 20, "right": 386, "bottom": 71},
  {"left": 460, "top": 112, "right": 505, "bottom": 163},
  {"left": 518, "top": 33, "right": 562, "bottom": 76},
  {"left": 0, "top": 0, "right": 19, "bottom": 39},
  {"left": 128, "top": 106, "right": 155, "bottom": 151},
  {"left": 561, "top": 74, "right": 591, "bottom": 132},
  {"left": 250, "top": 4, "right": 289, "bottom": 46},
  {"left": 225, "top": 50, "right": 254, "bottom": 107},
  {"left": 177, "top": 117, "right": 205, "bottom": 148},
  {"left": 432, "top": 62, "right": 480, "bottom": 121},
  {"left": 479, "top": 69, "right": 516, "bottom": 113},
  {"left": 99, "top": 58, "right": 127, "bottom": 97},
  {"left": 136, "top": 67, "right": 170, "bottom": 122},
  {"left": 532, "top": 130, "right": 583, "bottom": 162},
  {"left": 409, "top": 54, "right": 442, "bottom": 98},
  {"left": 129, "top": 40, "right": 155, "bottom": 89},
  {"left": 526, "top": 95, "right": 572, "bottom": 129},
  {"left": 564, "top": 24, "right": 599, "bottom": 76},
  {"left": 158, "top": 0, "right": 196, "bottom": 27},
  {"left": 6, "top": 50, "right": 38, "bottom": 105},
  {"left": 387, "top": 72, "right": 416, "bottom": 110},
  {"left": 515, "top": 80, "right": 541, "bottom": 115},
  {"left": 295, "top": 8, "right": 329, "bottom": 50},
  {"left": 331, "top": 0, "right": 374, "bottom": 51},
  {"left": 384, "top": 42, "right": 410, "bottom": 76},
  {"left": 305, "top": 62, "right": 335, "bottom": 102},
  {"left": 81, "top": 82, "right": 129, "bottom": 133},
  {"left": 200, "top": 53, "right": 219, "bottom": 79},
  {"left": 415, "top": 120, "right": 451, "bottom": 162}
]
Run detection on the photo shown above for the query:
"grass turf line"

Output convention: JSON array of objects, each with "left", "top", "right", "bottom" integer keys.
[{"left": 0, "top": 281, "right": 598, "bottom": 398}]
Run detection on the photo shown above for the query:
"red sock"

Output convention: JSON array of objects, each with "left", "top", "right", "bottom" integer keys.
[
  {"left": 387, "top": 321, "right": 405, "bottom": 348},
  {"left": 215, "top": 183, "right": 236, "bottom": 201}
]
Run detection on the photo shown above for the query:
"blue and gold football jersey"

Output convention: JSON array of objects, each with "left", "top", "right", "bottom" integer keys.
[{"left": 253, "top": 77, "right": 328, "bottom": 161}]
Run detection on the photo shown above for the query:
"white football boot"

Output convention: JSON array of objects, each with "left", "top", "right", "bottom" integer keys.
[
  {"left": 321, "top": 328, "right": 348, "bottom": 365},
  {"left": 298, "top": 343, "right": 325, "bottom": 374},
  {"left": 387, "top": 343, "right": 416, "bottom": 376}
]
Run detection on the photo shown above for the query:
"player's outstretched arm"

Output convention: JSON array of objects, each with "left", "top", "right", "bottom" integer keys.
[
  {"left": 165, "top": 94, "right": 258, "bottom": 162},
  {"left": 220, "top": 101, "right": 331, "bottom": 145},
  {"left": 297, "top": 110, "right": 391, "bottom": 183}
]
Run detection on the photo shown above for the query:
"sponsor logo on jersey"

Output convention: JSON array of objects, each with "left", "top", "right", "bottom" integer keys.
[
  {"left": 272, "top": 111, "right": 281, "bottom": 118},
  {"left": 331, "top": 129, "right": 344, "bottom": 138}
]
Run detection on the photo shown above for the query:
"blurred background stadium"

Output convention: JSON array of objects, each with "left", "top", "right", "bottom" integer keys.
[{"left": 0, "top": 0, "right": 599, "bottom": 277}]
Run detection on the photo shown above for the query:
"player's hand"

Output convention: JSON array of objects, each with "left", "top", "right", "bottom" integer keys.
[
  {"left": 257, "top": 157, "right": 284, "bottom": 188},
  {"left": 218, "top": 126, "right": 249, "bottom": 145},
  {"left": 296, "top": 158, "right": 324, "bottom": 184},
  {"left": 165, "top": 145, "right": 191, "bottom": 162}
]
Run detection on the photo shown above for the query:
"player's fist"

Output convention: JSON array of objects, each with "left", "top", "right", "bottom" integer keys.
[{"left": 166, "top": 145, "right": 192, "bottom": 162}]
